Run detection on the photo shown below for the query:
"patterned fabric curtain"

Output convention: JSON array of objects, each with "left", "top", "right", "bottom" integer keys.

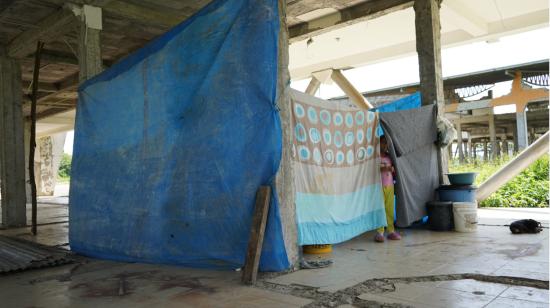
[{"left": 291, "top": 90, "right": 386, "bottom": 245}]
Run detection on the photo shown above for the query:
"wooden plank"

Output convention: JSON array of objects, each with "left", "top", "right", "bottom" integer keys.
[
  {"left": 7, "top": 8, "right": 77, "bottom": 59},
  {"left": 331, "top": 69, "right": 373, "bottom": 109},
  {"left": 242, "top": 186, "right": 271, "bottom": 285}
]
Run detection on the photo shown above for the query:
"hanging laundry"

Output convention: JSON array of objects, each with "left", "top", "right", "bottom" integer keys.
[{"left": 291, "top": 90, "right": 386, "bottom": 245}]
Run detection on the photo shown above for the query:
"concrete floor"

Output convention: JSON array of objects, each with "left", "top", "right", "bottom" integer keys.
[{"left": 0, "top": 185, "right": 548, "bottom": 307}]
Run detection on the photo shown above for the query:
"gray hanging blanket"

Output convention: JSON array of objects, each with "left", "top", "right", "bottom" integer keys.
[{"left": 380, "top": 105, "right": 440, "bottom": 227}]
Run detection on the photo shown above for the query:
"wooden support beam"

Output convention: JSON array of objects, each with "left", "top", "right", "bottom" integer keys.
[
  {"left": 330, "top": 69, "right": 373, "bottom": 110},
  {"left": 305, "top": 77, "right": 321, "bottom": 96},
  {"left": 7, "top": 8, "right": 77, "bottom": 59},
  {"left": 456, "top": 120, "right": 464, "bottom": 163},
  {"left": 242, "top": 186, "right": 271, "bottom": 285},
  {"left": 288, "top": 0, "right": 413, "bottom": 42}
]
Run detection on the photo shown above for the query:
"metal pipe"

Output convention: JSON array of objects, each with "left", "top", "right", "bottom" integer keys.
[{"left": 476, "top": 131, "right": 549, "bottom": 201}]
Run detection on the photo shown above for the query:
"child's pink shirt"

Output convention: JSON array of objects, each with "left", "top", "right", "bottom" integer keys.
[{"left": 380, "top": 155, "right": 394, "bottom": 187}]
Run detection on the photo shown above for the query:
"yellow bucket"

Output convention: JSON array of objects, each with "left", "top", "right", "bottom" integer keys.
[{"left": 303, "top": 244, "right": 332, "bottom": 254}]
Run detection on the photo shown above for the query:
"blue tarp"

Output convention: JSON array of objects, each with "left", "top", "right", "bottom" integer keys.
[
  {"left": 70, "top": 0, "right": 290, "bottom": 271},
  {"left": 371, "top": 92, "right": 421, "bottom": 136}
]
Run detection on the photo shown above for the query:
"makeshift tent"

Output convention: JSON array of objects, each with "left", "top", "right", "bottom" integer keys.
[
  {"left": 70, "top": 0, "right": 290, "bottom": 271},
  {"left": 291, "top": 90, "right": 386, "bottom": 244}
]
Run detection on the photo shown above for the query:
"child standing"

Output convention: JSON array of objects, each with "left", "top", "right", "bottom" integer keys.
[{"left": 375, "top": 135, "right": 401, "bottom": 242}]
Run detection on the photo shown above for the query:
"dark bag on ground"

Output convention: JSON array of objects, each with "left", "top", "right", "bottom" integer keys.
[{"left": 509, "top": 219, "right": 543, "bottom": 234}]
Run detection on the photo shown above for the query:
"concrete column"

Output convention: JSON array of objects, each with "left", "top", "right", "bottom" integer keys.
[
  {"left": 78, "top": 5, "right": 103, "bottom": 82},
  {"left": 414, "top": 0, "right": 447, "bottom": 182},
  {"left": 488, "top": 110, "right": 496, "bottom": 160},
  {"left": 516, "top": 104, "right": 528, "bottom": 151},
  {"left": 472, "top": 143, "right": 477, "bottom": 159},
  {"left": 512, "top": 124, "right": 519, "bottom": 153},
  {"left": 495, "top": 137, "right": 501, "bottom": 158},
  {"left": 35, "top": 134, "right": 66, "bottom": 196},
  {"left": 0, "top": 47, "right": 27, "bottom": 227},
  {"left": 483, "top": 141, "right": 488, "bottom": 161},
  {"left": 469, "top": 140, "right": 474, "bottom": 160},
  {"left": 456, "top": 122, "right": 464, "bottom": 163},
  {"left": 502, "top": 137, "right": 509, "bottom": 157},
  {"left": 275, "top": 0, "right": 298, "bottom": 268}
]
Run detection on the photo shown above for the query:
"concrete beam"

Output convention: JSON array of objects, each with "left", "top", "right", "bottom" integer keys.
[
  {"left": 442, "top": 0, "right": 488, "bottom": 36},
  {"left": 0, "top": 49, "right": 27, "bottom": 227},
  {"left": 288, "top": 0, "right": 413, "bottom": 42},
  {"left": 7, "top": 8, "right": 77, "bottom": 59},
  {"left": 78, "top": 5, "right": 103, "bottom": 82}
]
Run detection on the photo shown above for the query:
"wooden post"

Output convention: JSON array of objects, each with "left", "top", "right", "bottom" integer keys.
[
  {"left": 242, "top": 186, "right": 271, "bottom": 285},
  {"left": 29, "top": 41, "right": 45, "bottom": 235},
  {"left": 0, "top": 46, "right": 27, "bottom": 228},
  {"left": 305, "top": 76, "right": 321, "bottom": 96},
  {"left": 414, "top": 0, "right": 447, "bottom": 182},
  {"left": 456, "top": 121, "right": 464, "bottom": 163},
  {"left": 330, "top": 69, "right": 373, "bottom": 109}
]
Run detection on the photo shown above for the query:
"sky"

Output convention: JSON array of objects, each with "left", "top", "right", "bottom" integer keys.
[{"left": 64, "top": 26, "right": 549, "bottom": 154}]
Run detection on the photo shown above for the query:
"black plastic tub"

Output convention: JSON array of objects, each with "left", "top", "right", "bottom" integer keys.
[{"left": 426, "top": 201, "right": 454, "bottom": 231}]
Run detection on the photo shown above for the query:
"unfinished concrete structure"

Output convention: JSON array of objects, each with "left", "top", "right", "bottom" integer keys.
[{"left": 0, "top": 0, "right": 548, "bottom": 306}]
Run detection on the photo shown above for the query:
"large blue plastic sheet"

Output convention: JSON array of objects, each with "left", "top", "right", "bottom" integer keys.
[{"left": 70, "top": 0, "right": 290, "bottom": 271}]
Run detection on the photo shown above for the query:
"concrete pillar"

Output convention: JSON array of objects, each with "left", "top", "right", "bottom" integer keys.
[
  {"left": 456, "top": 122, "right": 464, "bottom": 163},
  {"left": 488, "top": 110, "right": 496, "bottom": 160},
  {"left": 0, "top": 47, "right": 27, "bottom": 227},
  {"left": 78, "top": 5, "right": 103, "bottom": 82},
  {"left": 275, "top": 0, "right": 298, "bottom": 268},
  {"left": 516, "top": 104, "right": 528, "bottom": 151},
  {"left": 414, "top": 0, "right": 447, "bottom": 182},
  {"left": 472, "top": 143, "right": 477, "bottom": 159},
  {"left": 483, "top": 141, "right": 488, "bottom": 161},
  {"left": 469, "top": 140, "right": 474, "bottom": 160},
  {"left": 35, "top": 134, "right": 66, "bottom": 196},
  {"left": 512, "top": 124, "right": 519, "bottom": 153},
  {"left": 502, "top": 137, "right": 509, "bottom": 157}
]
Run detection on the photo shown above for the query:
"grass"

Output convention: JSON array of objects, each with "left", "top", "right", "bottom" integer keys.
[{"left": 449, "top": 155, "right": 549, "bottom": 208}]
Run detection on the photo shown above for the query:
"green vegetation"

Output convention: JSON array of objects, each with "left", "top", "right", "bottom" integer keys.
[
  {"left": 58, "top": 153, "right": 72, "bottom": 182},
  {"left": 449, "top": 155, "right": 549, "bottom": 208}
]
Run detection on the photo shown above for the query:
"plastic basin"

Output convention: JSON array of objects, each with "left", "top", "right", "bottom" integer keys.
[{"left": 447, "top": 172, "right": 478, "bottom": 185}]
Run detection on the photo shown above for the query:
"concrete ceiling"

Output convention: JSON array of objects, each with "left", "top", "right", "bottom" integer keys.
[{"left": 289, "top": 0, "right": 549, "bottom": 79}]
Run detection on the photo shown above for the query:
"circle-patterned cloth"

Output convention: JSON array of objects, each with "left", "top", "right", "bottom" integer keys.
[
  {"left": 346, "top": 150, "right": 354, "bottom": 165},
  {"left": 336, "top": 151, "right": 345, "bottom": 165},
  {"left": 367, "top": 112, "right": 375, "bottom": 123},
  {"left": 367, "top": 145, "right": 374, "bottom": 158},
  {"left": 324, "top": 150, "right": 334, "bottom": 164},
  {"left": 313, "top": 148, "right": 322, "bottom": 165},
  {"left": 322, "top": 128, "right": 332, "bottom": 145},
  {"left": 366, "top": 127, "right": 372, "bottom": 143},
  {"left": 320, "top": 110, "right": 331, "bottom": 126},
  {"left": 356, "top": 129, "right": 364, "bottom": 144},
  {"left": 298, "top": 145, "right": 310, "bottom": 161},
  {"left": 333, "top": 112, "right": 343, "bottom": 126},
  {"left": 294, "top": 103, "right": 305, "bottom": 118},
  {"left": 309, "top": 127, "right": 321, "bottom": 144},
  {"left": 345, "top": 113, "right": 354, "bottom": 128},
  {"left": 357, "top": 147, "right": 367, "bottom": 161},
  {"left": 355, "top": 111, "right": 365, "bottom": 125},
  {"left": 334, "top": 131, "right": 343, "bottom": 148},
  {"left": 295, "top": 123, "right": 307, "bottom": 142},
  {"left": 307, "top": 107, "right": 318, "bottom": 124},
  {"left": 345, "top": 131, "right": 355, "bottom": 147}
]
